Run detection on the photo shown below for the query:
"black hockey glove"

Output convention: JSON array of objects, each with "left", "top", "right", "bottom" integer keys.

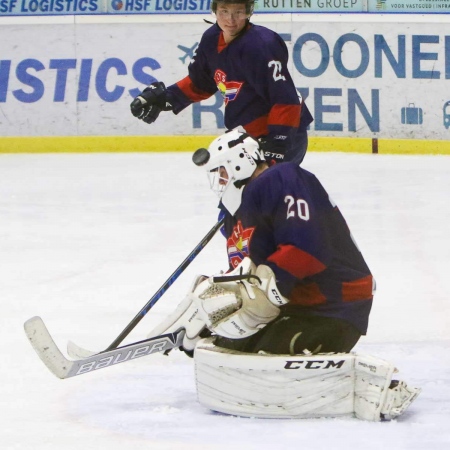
[
  {"left": 130, "top": 81, "right": 173, "bottom": 124},
  {"left": 258, "top": 136, "right": 288, "bottom": 164}
]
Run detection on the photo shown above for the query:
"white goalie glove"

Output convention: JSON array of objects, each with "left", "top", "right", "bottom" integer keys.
[
  {"left": 191, "top": 257, "right": 289, "bottom": 339},
  {"left": 147, "top": 257, "right": 288, "bottom": 353},
  {"left": 146, "top": 275, "right": 208, "bottom": 353}
]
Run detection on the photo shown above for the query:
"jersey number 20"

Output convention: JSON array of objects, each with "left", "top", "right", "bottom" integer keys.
[{"left": 285, "top": 195, "right": 310, "bottom": 221}]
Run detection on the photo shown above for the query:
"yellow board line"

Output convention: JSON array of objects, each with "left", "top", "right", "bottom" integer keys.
[{"left": 0, "top": 136, "right": 449, "bottom": 155}]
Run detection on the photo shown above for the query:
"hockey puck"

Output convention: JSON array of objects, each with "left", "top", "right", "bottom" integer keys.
[{"left": 192, "top": 148, "right": 210, "bottom": 166}]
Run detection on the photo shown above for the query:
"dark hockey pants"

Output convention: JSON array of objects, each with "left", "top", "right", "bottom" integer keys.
[{"left": 214, "top": 313, "right": 362, "bottom": 355}]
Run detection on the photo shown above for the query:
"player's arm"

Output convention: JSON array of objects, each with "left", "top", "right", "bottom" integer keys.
[
  {"left": 167, "top": 34, "right": 218, "bottom": 113},
  {"left": 166, "top": 73, "right": 216, "bottom": 115},
  {"left": 130, "top": 36, "right": 216, "bottom": 123},
  {"left": 246, "top": 36, "right": 302, "bottom": 160}
]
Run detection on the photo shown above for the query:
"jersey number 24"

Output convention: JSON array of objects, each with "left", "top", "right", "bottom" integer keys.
[{"left": 268, "top": 60, "right": 286, "bottom": 82}]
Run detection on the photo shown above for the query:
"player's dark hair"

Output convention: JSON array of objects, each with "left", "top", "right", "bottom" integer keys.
[{"left": 211, "top": 0, "right": 255, "bottom": 15}]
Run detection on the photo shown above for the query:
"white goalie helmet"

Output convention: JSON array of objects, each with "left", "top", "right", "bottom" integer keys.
[{"left": 193, "top": 127, "right": 265, "bottom": 215}]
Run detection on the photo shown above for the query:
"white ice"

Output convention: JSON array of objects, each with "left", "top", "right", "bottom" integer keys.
[{"left": 1, "top": 151, "right": 449, "bottom": 450}]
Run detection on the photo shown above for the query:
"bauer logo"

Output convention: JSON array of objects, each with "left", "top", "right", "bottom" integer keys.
[{"left": 73, "top": 333, "right": 184, "bottom": 376}]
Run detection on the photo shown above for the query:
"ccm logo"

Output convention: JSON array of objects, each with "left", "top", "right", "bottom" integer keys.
[
  {"left": 271, "top": 289, "right": 284, "bottom": 305},
  {"left": 284, "top": 360, "right": 346, "bottom": 369}
]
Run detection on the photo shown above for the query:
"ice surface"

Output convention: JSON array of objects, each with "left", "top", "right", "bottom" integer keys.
[{"left": 1, "top": 152, "right": 449, "bottom": 449}]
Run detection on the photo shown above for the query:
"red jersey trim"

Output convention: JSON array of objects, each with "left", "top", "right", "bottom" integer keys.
[
  {"left": 217, "top": 24, "right": 252, "bottom": 53},
  {"left": 243, "top": 104, "right": 301, "bottom": 138},
  {"left": 268, "top": 104, "right": 301, "bottom": 127},
  {"left": 342, "top": 276, "right": 374, "bottom": 302},
  {"left": 267, "top": 244, "right": 327, "bottom": 279},
  {"left": 217, "top": 32, "right": 227, "bottom": 53},
  {"left": 290, "top": 282, "right": 327, "bottom": 306},
  {"left": 176, "top": 76, "right": 212, "bottom": 102},
  {"left": 243, "top": 116, "right": 269, "bottom": 138}
]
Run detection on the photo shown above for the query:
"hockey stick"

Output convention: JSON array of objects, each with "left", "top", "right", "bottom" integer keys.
[
  {"left": 24, "top": 316, "right": 185, "bottom": 379},
  {"left": 67, "top": 217, "right": 224, "bottom": 359}
]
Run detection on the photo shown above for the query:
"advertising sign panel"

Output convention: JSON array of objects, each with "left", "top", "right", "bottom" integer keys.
[
  {"left": 0, "top": 19, "right": 449, "bottom": 141},
  {"left": 1, "top": 0, "right": 450, "bottom": 16}
]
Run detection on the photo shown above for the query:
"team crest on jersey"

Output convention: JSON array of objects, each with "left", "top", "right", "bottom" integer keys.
[
  {"left": 214, "top": 70, "right": 243, "bottom": 106},
  {"left": 227, "top": 220, "right": 255, "bottom": 268}
]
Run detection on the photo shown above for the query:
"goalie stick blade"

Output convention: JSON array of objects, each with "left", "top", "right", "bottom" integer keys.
[
  {"left": 24, "top": 316, "right": 186, "bottom": 379},
  {"left": 67, "top": 340, "right": 97, "bottom": 359},
  {"left": 24, "top": 316, "right": 73, "bottom": 379}
]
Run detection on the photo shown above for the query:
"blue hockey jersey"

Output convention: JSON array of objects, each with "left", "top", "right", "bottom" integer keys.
[
  {"left": 167, "top": 22, "right": 313, "bottom": 163},
  {"left": 220, "top": 163, "right": 374, "bottom": 334}
]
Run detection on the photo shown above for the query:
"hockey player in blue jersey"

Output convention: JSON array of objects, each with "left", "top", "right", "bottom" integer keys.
[
  {"left": 142, "top": 128, "right": 421, "bottom": 421},
  {"left": 149, "top": 127, "right": 374, "bottom": 356},
  {"left": 130, "top": 0, "right": 313, "bottom": 165}
]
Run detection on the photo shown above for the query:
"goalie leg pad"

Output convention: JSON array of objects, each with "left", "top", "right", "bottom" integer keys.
[
  {"left": 194, "top": 338, "right": 421, "bottom": 421},
  {"left": 354, "top": 354, "right": 421, "bottom": 421}
]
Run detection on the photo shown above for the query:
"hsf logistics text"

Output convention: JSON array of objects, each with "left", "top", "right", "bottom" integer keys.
[
  {"left": 2, "top": 0, "right": 450, "bottom": 13},
  {"left": 0, "top": 0, "right": 98, "bottom": 12},
  {"left": 0, "top": 0, "right": 359, "bottom": 14},
  {"left": 0, "top": 0, "right": 213, "bottom": 13}
]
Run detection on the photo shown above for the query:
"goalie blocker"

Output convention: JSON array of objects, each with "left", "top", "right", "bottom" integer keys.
[{"left": 194, "top": 338, "right": 421, "bottom": 421}]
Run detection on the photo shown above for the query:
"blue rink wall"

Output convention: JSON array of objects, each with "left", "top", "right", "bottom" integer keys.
[{"left": 0, "top": 13, "right": 450, "bottom": 155}]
